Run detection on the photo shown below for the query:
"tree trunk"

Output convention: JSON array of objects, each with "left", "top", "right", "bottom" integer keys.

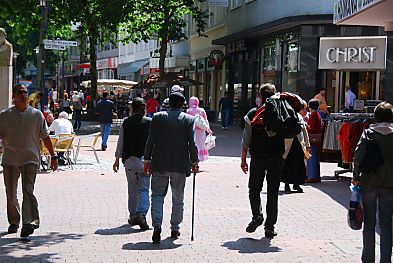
[
  {"left": 158, "top": 37, "right": 167, "bottom": 101},
  {"left": 89, "top": 23, "right": 98, "bottom": 102}
]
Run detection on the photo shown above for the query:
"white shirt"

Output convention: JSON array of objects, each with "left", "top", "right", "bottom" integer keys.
[
  {"left": 78, "top": 91, "right": 84, "bottom": 100},
  {"left": 72, "top": 94, "right": 79, "bottom": 103},
  {"left": 345, "top": 90, "right": 356, "bottom": 109},
  {"left": 49, "top": 118, "right": 74, "bottom": 136}
]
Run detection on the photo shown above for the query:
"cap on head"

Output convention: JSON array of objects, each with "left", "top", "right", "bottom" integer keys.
[
  {"left": 129, "top": 97, "right": 146, "bottom": 109},
  {"left": 171, "top": 85, "right": 184, "bottom": 93}
]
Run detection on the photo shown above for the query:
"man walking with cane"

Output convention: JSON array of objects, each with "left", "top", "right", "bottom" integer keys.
[{"left": 144, "top": 92, "right": 199, "bottom": 244}]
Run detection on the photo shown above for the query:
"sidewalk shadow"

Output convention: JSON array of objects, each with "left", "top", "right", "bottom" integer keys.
[
  {"left": 94, "top": 224, "right": 143, "bottom": 235},
  {"left": 0, "top": 232, "right": 84, "bottom": 262},
  {"left": 122, "top": 237, "right": 182, "bottom": 251},
  {"left": 222, "top": 237, "right": 281, "bottom": 254},
  {"left": 308, "top": 176, "right": 351, "bottom": 209}
]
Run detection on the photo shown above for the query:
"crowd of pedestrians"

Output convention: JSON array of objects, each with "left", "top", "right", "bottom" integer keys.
[{"left": 0, "top": 82, "right": 392, "bottom": 262}]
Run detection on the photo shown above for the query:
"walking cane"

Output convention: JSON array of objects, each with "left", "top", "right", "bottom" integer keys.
[{"left": 191, "top": 170, "right": 203, "bottom": 241}]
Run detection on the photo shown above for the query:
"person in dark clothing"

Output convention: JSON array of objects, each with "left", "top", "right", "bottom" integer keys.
[
  {"left": 96, "top": 92, "right": 116, "bottom": 151},
  {"left": 113, "top": 97, "right": 151, "bottom": 230},
  {"left": 219, "top": 92, "right": 233, "bottom": 130},
  {"left": 240, "top": 83, "right": 284, "bottom": 238}
]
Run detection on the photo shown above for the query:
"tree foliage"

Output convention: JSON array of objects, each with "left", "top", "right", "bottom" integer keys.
[{"left": 122, "top": 0, "right": 209, "bottom": 78}]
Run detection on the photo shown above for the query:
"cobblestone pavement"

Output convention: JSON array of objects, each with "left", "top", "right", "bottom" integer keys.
[{"left": 0, "top": 126, "right": 383, "bottom": 262}]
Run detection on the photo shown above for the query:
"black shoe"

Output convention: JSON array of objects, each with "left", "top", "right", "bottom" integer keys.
[
  {"left": 293, "top": 184, "right": 303, "bottom": 193},
  {"left": 20, "top": 224, "right": 34, "bottom": 238},
  {"left": 7, "top": 224, "right": 18, "bottom": 234},
  {"left": 246, "top": 216, "right": 264, "bottom": 233},
  {"left": 128, "top": 216, "right": 138, "bottom": 226},
  {"left": 171, "top": 230, "right": 181, "bottom": 238},
  {"left": 101, "top": 145, "right": 107, "bottom": 151},
  {"left": 265, "top": 229, "right": 278, "bottom": 238},
  {"left": 152, "top": 226, "right": 161, "bottom": 244},
  {"left": 137, "top": 214, "right": 150, "bottom": 231},
  {"left": 284, "top": 184, "right": 291, "bottom": 192}
]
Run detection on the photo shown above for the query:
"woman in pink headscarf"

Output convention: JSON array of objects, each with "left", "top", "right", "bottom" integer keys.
[{"left": 187, "top": 97, "right": 213, "bottom": 162}]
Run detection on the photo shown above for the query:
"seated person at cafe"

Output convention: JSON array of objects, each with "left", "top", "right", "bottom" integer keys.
[{"left": 48, "top": 111, "right": 74, "bottom": 137}]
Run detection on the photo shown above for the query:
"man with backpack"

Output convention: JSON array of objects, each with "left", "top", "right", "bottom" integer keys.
[{"left": 240, "top": 83, "right": 300, "bottom": 238}]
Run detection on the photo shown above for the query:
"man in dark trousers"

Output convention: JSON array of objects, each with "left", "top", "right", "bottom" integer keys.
[
  {"left": 144, "top": 92, "right": 199, "bottom": 243},
  {"left": 96, "top": 92, "right": 116, "bottom": 151},
  {"left": 240, "top": 83, "right": 284, "bottom": 238},
  {"left": 219, "top": 92, "right": 233, "bottom": 130},
  {"left": 113, "top": 98, "right": 151, "bottom": 230}
]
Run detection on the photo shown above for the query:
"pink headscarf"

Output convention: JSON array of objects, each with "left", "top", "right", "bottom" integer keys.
[{"left": 187, "top": 97, "right": 207, "bottom": 120}]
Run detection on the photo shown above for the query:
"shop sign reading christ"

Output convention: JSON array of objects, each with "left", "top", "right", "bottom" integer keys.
[{"left": 319, "top": 36, "right": 387, "bottom": 70}]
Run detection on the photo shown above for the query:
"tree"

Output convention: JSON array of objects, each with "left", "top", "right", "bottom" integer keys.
[
  {"left": 122, "top": 0, "right": 209, "bottom": 80},
  {"left": 52, "top": 0, "right": 132, "bottom": 101}
]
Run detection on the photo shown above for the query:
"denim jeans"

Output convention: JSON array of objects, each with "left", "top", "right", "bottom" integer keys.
[
  {"left": 125, "top": 169, "right": 150, "bottom": 216},
  {"left": 221, "top": 109, "right": 229, "bottom": 128},
  {"left": 100, "top": 123, "right": 111, "bottom": 147},
  {"left": 151, "top": 172, "right": 186, "bottom": 231},
  {"left": 248, "top": 156, "right": 283, "bottom": 231},
  {"left": 361, "top": 187, "right": 393, "bottom": 263}
]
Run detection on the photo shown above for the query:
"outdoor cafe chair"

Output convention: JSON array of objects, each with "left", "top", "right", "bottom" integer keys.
[
  {"left": 73, "top": 132, "right": 101, "bottom": 164},
  {"left": 40, "top": 137, "right": 58, "bottom": 171},
  {"left": 54, "top": 134, "right": 75, "bottom": 169}
]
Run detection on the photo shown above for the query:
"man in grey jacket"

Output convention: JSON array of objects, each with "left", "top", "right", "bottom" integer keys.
[{"left": 144, "top": 92, "right": 199, "bottom": 243}]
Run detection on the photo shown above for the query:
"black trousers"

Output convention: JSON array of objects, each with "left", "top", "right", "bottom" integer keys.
[{"left": 249, "top": 155, "right": 283, "bottom": 231}]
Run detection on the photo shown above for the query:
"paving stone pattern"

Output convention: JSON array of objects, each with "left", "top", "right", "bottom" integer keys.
[{"left": 0, "top": 128, "right": 384, "bottom": 263}]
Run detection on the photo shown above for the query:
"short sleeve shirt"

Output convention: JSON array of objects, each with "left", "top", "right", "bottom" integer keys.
[{"left": 0, "top": 106, "right": 49, "bottom": 166}]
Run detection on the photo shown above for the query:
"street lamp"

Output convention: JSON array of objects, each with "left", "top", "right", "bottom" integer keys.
[{"left": 35, "top": 0, "right": 50, "bottom": 109}]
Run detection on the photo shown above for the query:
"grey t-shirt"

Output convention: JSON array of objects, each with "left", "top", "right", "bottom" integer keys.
[{"left": 0, "top": 106, "right": 49, "bottom": 166}]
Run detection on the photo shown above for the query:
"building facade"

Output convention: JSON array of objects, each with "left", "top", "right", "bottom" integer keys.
[{"left": 212, "top": 0, "right": 393, "bottom": 114}]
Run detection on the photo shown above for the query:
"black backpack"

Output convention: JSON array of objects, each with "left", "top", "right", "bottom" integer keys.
[
  {"left": 263, "top": 93, "right": 302, "bottom": 138},
  {"left": 359, "top": 130, "right": 384, "bottom": 174}
]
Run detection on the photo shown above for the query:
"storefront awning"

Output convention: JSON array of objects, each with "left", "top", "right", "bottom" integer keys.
[
  {"left": 334, "top": 0, "right": 393, "bottom": 30},
  {"left": 118, "top": 59, "right": 149, "bottom": 76},
  {"left": 212, "top": 15, "right": 333, "bottom": 45}
]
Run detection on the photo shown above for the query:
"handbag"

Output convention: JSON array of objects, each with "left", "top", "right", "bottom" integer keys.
[
  {"left": 302, "top": 147, "right": 312, "bottom": 160},
  {"left": 205, "top": 134, "right": 216, "bottom": 150},
  {"left": 309, "top": 133, "right": 322, "bottom": 146},
  {"left": 359, "top": 132, "right": 384, "bottom": 173},
  {"left": 194, "top": 114, "right": 210, "bottom": 131},
  {"left": 347, "top": 184, "right": 363, "bottom": 230}
]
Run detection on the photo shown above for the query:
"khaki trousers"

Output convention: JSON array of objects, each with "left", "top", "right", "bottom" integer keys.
[{"left": 2, "top": 164, "right": 40, "bottom": 226}]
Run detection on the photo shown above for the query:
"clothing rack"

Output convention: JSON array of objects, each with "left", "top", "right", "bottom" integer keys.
[
  {"left": 329, "top": 113, "right": 374, "bottom": 179},
  {"left": 330, "top": 113, "right": 374, "bottom": 120}
]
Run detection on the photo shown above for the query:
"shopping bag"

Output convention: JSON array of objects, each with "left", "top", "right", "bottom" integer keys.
[
  {"left": 347, "top": 184, "right": 363, "bottom": 230},
  {"left": 205, "top": 134, "right": 216, "bottom": 150},
  {"left": 302, "top": 147, "right": 312, "bottom": 160}
]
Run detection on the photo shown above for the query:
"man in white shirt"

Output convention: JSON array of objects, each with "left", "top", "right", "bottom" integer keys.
[
  {"left": 49, "top": 111, "right": 74, "bottom": 136},
  {"left": 345, "top": 85, "right": 356, "bottom": 112},
  {"left": 71, "top": 91, "right": 79, "bottom": 104}
]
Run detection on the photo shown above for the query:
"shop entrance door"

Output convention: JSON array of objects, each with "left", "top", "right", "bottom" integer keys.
[{"left": 337, "top": 71, "right": 379, "bottom": 111}]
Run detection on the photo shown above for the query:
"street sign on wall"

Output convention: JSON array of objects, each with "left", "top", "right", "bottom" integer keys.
[
  {"left": 43, "top": 39, "right": 78, "bottom": 47},
  {"left": 44, "top": 44, "right": 66, "bottom": 50}
]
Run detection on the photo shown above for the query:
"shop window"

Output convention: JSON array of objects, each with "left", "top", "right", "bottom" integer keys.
[
  {"left": 262, "top": 41, "right": 277, "bottom": 84},
  {"left": 230, "top": 0, "right": 242, "bottom": 9},
  {"left": 282, "top": 40, "right": 300, "bottom": 94}
]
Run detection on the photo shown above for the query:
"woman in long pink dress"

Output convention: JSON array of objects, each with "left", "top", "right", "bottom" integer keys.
[{"left": 187, "top": 97, "right": 212, "bottom": 162}]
